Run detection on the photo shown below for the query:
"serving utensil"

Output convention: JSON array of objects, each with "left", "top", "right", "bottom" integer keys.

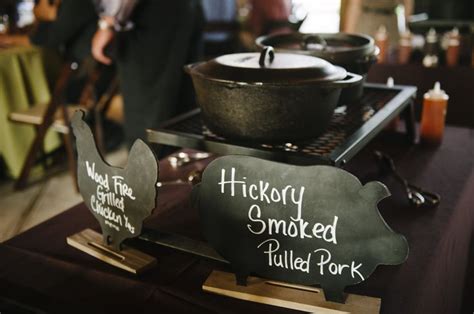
[{"left": 374, "top": 150, "right": 440, "bottom": 208}]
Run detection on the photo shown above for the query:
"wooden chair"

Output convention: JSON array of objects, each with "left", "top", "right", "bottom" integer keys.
[{"left": 8, "top": 61, "right": 116, "bottom": 190}]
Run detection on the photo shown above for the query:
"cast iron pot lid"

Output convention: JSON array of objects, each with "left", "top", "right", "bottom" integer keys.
[
  {"left": 256, "top": 33, "right": 376, "bottom": 65},
  {"left": 190, "top": 46, "right": 347, "bottom": 85}
]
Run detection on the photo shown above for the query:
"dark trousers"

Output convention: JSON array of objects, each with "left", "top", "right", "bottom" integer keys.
[{"left": 115, "top": 0, "right": 204, "bottom": 146}]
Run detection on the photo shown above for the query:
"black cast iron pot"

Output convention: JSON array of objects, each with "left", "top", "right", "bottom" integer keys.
[
  {"left": 185, "top": 47, "right": 362, "bottom": 142},
  {"left": 256, "top": 33, "right": 379, "bottom": 105}
]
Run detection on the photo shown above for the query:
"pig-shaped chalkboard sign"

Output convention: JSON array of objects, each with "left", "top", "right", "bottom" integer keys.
[
  {"left": 71, "top": 111, "right": 159, "bottom": 251},
  {"left": 193, "top": 155, "right": 408, "bottom": 303}
]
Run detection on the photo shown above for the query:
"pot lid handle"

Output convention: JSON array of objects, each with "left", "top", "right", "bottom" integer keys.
[
  {"left": 259, "top": 46, "right": 275, "bottom": 67},
  {"left": 302, "top": 34, "right": 328, "bottom": 50}
]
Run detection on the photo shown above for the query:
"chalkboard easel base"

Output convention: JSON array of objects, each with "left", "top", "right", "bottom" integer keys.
[
  {"left": 203, "top": 270, "right": 381, "bottom": 314},
  {"left": 67, "top": 228, "right": 156, "bottom": 274}
]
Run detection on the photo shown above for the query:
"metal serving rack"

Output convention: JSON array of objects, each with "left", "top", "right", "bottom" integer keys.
[{"left": 147, "top": 83, "right": 417, "bottom": 166}]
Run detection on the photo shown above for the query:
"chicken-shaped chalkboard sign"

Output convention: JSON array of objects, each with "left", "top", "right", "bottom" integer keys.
[
  {"left": 194, "top": 155, "right": 409, "bottom": 304},
  {"left": 69, "top": 111, "right": 158, "bottom": 272}
]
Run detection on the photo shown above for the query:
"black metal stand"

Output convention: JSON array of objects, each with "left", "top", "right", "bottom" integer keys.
[
  {"left": 402, "top": 100, "right": 417, "bottom": 144},
  {"left": 147, "top": 83, "right": 417, "bottom": 166}
]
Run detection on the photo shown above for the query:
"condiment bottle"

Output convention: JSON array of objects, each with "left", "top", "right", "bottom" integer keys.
[
  {"left": 375, "top": 25, "right": 389, "bottom": 63},
  {"left": 398, "top": 30, "right": 412, "bottom": 64},
  {"left": 420, "top": 82, "right": 449, "bottom": 145},
  {"left": 423, "top": 28, "right": 439, "bottom": 67},
  {"left": 446, "top": 28, "right": 460, "bottom": 67}
]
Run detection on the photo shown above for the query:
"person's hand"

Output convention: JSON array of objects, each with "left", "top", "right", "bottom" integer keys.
[{"left": 92, "top": 28, "right": 115, "bottom": 65}]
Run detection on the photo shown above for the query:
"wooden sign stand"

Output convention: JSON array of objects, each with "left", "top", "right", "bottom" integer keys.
[
  {"left": 195, "top": 155, "right": 408, "bottom": 309},
  {"left": 203, "top": 270, "right": 381, "bottom": 314},
  {"left": 67, "top": 228, "right": 156, "bottom": 275},
  {"left": 68, "top": 111, "right": 159, "bottom": 275}
]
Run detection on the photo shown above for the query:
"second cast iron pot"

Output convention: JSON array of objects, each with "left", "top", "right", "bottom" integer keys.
[{"left": 256, "top": 33, "right": 379, "bottom": 106}]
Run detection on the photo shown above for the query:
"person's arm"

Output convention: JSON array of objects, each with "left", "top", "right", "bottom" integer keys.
[
  {"left": 95, "top": 0, "right": 138, "bottom": 28},
  {"left": 92, "top": 0, "right": 139, "bottom": 64}
]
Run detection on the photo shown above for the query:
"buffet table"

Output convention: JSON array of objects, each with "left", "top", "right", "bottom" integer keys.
[
  {"left": 0, "top": 125, "right": 472, "bottom": 314},
  {"left": 0, "top": 45, "right": 60, "bottom": 178},
  {"left": 367, "top": 63, "right": 474, "bottom": 128}
]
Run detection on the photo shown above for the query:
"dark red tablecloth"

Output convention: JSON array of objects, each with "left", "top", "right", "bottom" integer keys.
[{"left": 1, "top": 126, "right": 473, "bottom": 314}]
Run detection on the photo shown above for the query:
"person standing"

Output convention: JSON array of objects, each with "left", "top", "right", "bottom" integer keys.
[
  {"left": 238, "top": 0, "right": 292, "bottom": 50},
  {"left": 248, "top": 0, "right": 292, "bottom": 36},
  {"left": 0, "top": 0, "right": 117, "bottom": 107},
  {"left": 0, "top": 0, "right": 97, "bottom": 61},
  {"left": 92, "top": 0, "right": 204, "bottom": 146}
]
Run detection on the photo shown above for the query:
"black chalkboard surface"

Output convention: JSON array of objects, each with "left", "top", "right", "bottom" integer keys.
[
  {"left": 71, "top": 111, "right": 159, "bottom": 251},
  {"left": 194, "top": 155, "right": 409, "bottom": 303}
]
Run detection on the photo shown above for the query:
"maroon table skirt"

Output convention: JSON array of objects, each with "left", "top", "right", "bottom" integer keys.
[{"left": 0, "top": 126, "right": 473, "bottom": 314}]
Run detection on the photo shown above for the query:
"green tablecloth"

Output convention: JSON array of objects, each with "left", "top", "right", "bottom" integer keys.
[{"left": 0, "top": 45, "right": 61, "bottom": 178}]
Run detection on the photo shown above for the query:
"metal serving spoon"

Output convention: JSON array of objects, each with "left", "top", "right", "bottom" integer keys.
[{"left": 374, "top": 150, "right": 440, "bottom": 208}]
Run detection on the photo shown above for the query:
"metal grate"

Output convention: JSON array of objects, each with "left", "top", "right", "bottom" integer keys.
[{"left": 148, "top": 84, "right": 416, "bottom": 166}]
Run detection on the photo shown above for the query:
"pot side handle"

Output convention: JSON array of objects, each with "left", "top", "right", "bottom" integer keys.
[
  {"left": 326, "top": 72, "right": 363, "bottom": 88},
  {"left": 355, "top": 46, "right": 380, "bottom": 72},
  {"left": 184, "top": 62, "right": 204, "bottom": 75}
]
